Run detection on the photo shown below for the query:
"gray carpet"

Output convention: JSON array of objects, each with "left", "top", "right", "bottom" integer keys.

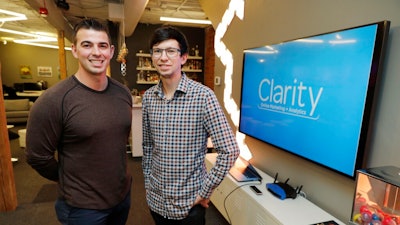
[
  {"left": 0, "top": 124, "right": 229, "bottom": 225},
  {"left": 32, "top": 184, "right": 58, "bottom": 203}
]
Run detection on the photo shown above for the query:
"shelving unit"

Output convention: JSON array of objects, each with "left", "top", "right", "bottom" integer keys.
[{"left": 135, "top": 52, "right": 203, "bottom": 84}]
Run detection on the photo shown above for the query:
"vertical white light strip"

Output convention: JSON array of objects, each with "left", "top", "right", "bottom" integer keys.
[{"left": 214, "top": 0, "right": 252, "bottom": 160}]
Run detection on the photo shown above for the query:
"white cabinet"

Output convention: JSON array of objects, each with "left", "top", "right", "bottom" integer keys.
[
  {"left": 205, "top": 153, "right": 345, "bottom": 225},
  {"left": 131, "top": 104, "right": 143, "bottom": 157}
]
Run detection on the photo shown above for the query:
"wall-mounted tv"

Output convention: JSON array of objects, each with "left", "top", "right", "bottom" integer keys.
[{"left": 239, "top": 21, "right": 390, "bottom": 178}]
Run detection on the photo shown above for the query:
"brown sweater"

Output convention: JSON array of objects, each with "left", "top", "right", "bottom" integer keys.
[{"left": 26, "top": 75, "right": 132, "bottom": 210}]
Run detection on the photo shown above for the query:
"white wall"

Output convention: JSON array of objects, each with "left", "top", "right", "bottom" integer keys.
[
  {"left": 201, "top": 0, "right": 400, "bottom": 222},
  {"left": 0, "top": 42, "right": 78, "bottom": 88}
]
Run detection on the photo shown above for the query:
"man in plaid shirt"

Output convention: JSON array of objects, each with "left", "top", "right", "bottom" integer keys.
[{"left": 142, "top": 26, "right": 240, "bottom": 225}]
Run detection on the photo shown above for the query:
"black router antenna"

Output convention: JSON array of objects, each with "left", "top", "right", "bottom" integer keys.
[
  {"left": 273, "top": 173, "right": 278, "bottom": 183},
  {"left": 284, "top": 178, "right": 289, "bottom": 184},
  {"left": 296, "top": 185, "right": 303, "bottom": 194}
]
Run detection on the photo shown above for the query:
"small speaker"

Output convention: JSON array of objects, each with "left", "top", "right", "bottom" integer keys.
[{"left": 56, "top": 0, "right": 70, "bottom": 10}]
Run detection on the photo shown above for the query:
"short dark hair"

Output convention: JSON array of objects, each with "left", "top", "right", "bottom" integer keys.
[
  {"left": 149, "top": 26, "right": 189, "bottom": 55},
  {"left": 73, "top": 18, "right": 111, "bottom": 44}
]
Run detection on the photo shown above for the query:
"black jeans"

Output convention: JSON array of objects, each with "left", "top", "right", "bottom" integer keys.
[{"left": 150, "top": 205, "right": 206, "bottom": 225}]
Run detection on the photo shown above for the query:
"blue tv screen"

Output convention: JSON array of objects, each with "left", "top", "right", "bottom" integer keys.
[{"left": 239, "top": 21, "right": 390, "bottom": 177}]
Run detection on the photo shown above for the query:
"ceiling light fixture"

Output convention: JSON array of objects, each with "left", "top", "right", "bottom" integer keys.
[
  {"left": 0, "top": 27, "right": 72, "bottom": 50},
  {"left": 0, "top": 27, "right": 53, "bottom": 38},
  {"left": 13, "top": 39, "right": 71, "bottom": 50},
  {"left": 39, "top": 0, "right": 49, "bottom": 17},
  {"left": 160, "top": 16, "right": 212, "bottom": 25},
  {"left": 0, "top": 9, "right": 27, "bottom": 22}
]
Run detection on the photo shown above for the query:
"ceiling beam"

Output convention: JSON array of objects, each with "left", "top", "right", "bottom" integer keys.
[{"left": 124, "top": 0, "right": 148, "bottom": 37}]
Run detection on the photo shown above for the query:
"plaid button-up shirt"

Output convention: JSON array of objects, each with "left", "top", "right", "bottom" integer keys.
[{"left": 142, "top": 74, "right": 240, "bottom": 219}]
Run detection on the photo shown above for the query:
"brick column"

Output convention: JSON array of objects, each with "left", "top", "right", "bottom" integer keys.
[{"left": 204, "top": 26, "right": 215, "bottom": 90}]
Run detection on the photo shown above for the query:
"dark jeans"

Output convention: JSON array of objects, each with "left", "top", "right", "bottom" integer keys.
[
  {"left": 150, "top": 205, "right": 206, "bottom": 225},
  {"left": 55, "top": 191, "right": 131, "bottom": 225}
]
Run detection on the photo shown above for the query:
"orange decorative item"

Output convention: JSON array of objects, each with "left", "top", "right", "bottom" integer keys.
[{"left": 117, "top": 43, "right": 128, "bottom": 63}]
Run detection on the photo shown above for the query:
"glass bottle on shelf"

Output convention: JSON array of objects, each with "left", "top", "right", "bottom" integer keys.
[
  {"left": 188, "top": 60, "right": 193, "bottom": 70},
  {"left": 196, "top": 61, "right": 201, "bottom": 70},
  {"left": 146, "top": 71, "right": 151, "bottom": 81},
  {"left": 138, "top": 50, "right": 144, "bottom": 67},
  {"left": 144, "top": 58, "right": 151, "bottom": 68},
  {"left": 137, "top": 71, "right": 144, "bottom": 81},
  {"left": 195, "top": 45, "right": 199, "bottom": 56}
]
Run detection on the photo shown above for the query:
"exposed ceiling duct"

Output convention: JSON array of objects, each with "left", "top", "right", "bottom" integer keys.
[
  {"left": 20, "top": 0, "right": 147, "bottom": 42},
  {"left": 0, "top": 0, "right": 208, "bottom": 47}
]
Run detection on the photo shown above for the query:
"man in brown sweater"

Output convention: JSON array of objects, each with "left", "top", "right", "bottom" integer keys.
[{"left": 26, "top": 18, "right": 132, "bottom": 225}]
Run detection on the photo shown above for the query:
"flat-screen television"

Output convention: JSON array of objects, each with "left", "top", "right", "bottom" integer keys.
[{"left": 239, "top": 21, "right": 390, "bottom": 178}]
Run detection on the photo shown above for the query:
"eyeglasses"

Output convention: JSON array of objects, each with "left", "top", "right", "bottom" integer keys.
[{"left": 150, "top": 48, "right": 181, "bottom": 58}]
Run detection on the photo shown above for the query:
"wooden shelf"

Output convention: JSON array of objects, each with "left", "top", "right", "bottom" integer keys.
[
  {"left": 136, "top": 67, "right": 157, "bottom": 71},
  {"left": 136, "top": 53, "right": 203, "bottom": 60},
  {"left": 137, "top": 80, "right": 158, "bottom": 84},
  {"left": 137, "top": 67, "right": 202, "bottom": 73}
]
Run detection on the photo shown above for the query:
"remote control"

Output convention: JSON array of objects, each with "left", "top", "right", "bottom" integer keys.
[{"left": 250, "top": 185, "right": 262, "bottom": 195}]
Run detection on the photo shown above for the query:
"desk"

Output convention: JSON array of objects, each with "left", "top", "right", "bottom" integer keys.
[
  {"left": 16, "top": 90, "right": 44, "bottom": 101},
  {"left": 206, "top": 153, "right": 345, "bottom": 225},
  {"left": 5, "top": 91, "right": 44, "bottom": 101}
]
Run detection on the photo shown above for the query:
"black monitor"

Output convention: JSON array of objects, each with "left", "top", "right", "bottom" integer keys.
[{"left": 239, "top": 21, "right": 391, "bottom": 178}]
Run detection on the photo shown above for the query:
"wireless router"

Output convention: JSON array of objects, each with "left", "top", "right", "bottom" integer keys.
[{"left": 266, "top": 173, "right": 302, "bottom": 200}]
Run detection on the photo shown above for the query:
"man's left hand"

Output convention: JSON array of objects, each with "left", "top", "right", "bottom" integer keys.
[{"left": 194, "top": 195, "right": 210, "bottom": 208}]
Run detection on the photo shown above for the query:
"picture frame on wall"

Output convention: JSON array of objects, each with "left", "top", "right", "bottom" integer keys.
[
  {"left": 20, "top": 65, "right": 32, "bottom": 79},
  {"left": 37, "top": 66, "right": 52, "bottom": 77}
]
